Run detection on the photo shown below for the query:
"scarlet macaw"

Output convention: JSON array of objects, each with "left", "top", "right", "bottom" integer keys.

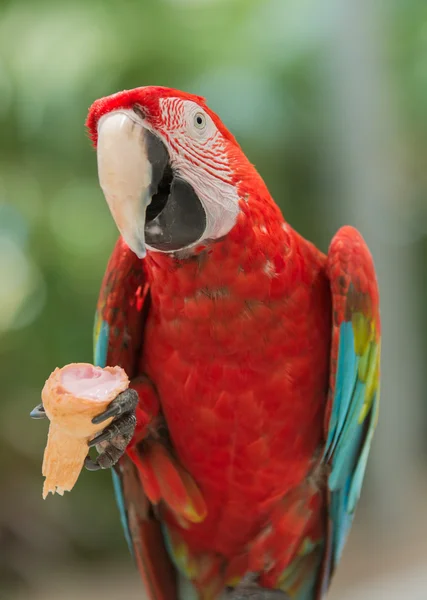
[{"left": 32, "top": 86, "right": 380, "bottom": 600}]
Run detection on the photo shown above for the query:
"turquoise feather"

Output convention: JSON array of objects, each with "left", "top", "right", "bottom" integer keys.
[{"left": 325, "top": 319, "right": 379, "bottom": 567}]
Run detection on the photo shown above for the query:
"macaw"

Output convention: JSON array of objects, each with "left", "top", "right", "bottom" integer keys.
[{"left": 32, "top": 86, "right": 380, "bottom": 600}]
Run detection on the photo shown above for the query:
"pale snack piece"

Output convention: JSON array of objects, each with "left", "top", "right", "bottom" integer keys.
[{"left": 41, "top": 363, "right": 129, "bottom": 499}]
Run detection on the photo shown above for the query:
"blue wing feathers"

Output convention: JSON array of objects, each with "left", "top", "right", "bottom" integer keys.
[
  {"left": 324, "top": 318, "right": 379, "bottom": 576},
  {"left": 325, "top": 322, "right": 357, "bottom": 461},
  {"left": 329, "top": 379, "right": 366, "bottom": 490},
  {"left": 331, "top": 485, "right": 352, "bottom": 564}
]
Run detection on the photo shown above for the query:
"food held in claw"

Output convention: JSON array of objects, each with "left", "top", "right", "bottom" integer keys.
[{"left": 41, "top": 363, "right": 129, "bottom": 499}]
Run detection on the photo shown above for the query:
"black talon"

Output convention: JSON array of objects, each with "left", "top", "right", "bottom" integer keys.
[
  {"left": 91, "top": 388, "right": 139, "bottom": 424},
  {"left": 88, "top": 415, "right": 121, "bottom": 448},
  {"left": 88, "top": 421, "right": 121, "bottom": 448},
  {"left": 91, "top": 404, "right": 120, "bottom": 425},
  {"left": 85, "top": 443, "right": 128, "bottom": 471},
  {"left": 84, "top": 455, "right": 102, "bottom": 471},
  {"left": 30, "top": 403, "right": 47, "bottom": 419}
]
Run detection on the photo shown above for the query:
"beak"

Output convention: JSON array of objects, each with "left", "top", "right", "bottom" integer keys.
[{"left": 96, "top": 110, "right": 166, "bottom": 258}]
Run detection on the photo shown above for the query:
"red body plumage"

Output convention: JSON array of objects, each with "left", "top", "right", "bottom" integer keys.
[{"left": 141, "top": 196, "right": 331, "bottom": 561}]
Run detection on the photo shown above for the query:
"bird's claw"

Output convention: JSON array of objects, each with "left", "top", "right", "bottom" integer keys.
[
  {"left": 91, "top": 387, "right": 139, "bottom": 424},
  {"left": 30, "top": 403, "right": 47, "bottom": 419},
  {"left": 85, "top": 388, "right": 139, "bottom": 471},
  {"left": 84, "top": 456, "right": 102, "bottom": 471}
]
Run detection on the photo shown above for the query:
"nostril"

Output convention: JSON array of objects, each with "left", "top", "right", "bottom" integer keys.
[{"left": 133, "top": 104, "right": 146, "bottom": 120}]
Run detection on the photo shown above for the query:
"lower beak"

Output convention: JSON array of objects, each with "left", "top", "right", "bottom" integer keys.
[{"left": 96, "top": 111, "right": 163, "bottom": 258}]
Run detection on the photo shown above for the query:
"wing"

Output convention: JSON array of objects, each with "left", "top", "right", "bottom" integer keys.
[
  {"left": 319, "top": 226, "right": 380, "bottom": 595},
  {"left": 94, "top": 236, "right": 177, "bottom": 599}
]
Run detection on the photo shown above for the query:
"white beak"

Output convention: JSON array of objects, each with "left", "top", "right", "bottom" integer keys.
[{"left": 96, "top": 110, "right": 152, "bottom": 258}]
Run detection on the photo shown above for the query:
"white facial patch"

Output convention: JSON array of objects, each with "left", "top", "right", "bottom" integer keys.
[{"left": 158, "top": 97, "right": 240, "bottom": 244}]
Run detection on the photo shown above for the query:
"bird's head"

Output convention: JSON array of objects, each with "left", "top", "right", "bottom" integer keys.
[{"left": 86, "top": 86, "right": 260, "bottom": 258}]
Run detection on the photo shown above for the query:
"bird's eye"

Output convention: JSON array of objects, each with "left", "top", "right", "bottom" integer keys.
[{"left": 194, "top": 112, "right": 206, "bottom": 130}]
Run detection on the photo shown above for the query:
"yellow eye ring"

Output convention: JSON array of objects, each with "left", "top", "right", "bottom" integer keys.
[{"left": 194, "top": 112, "right": 206, "bottom": 129}]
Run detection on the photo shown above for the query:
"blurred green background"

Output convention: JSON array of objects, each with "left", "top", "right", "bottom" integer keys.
[{"left": 1, "top": 0, "right": 426, "bottom": 598}]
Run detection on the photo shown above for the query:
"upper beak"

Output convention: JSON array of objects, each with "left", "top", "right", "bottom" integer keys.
[{"left": 96, "top": 111, "right": 160, "bottom": 258}]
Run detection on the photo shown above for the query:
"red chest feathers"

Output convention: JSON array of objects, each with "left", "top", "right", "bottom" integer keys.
[{"left": 139, "top": 223, "right": 331, "bottom": 520}]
